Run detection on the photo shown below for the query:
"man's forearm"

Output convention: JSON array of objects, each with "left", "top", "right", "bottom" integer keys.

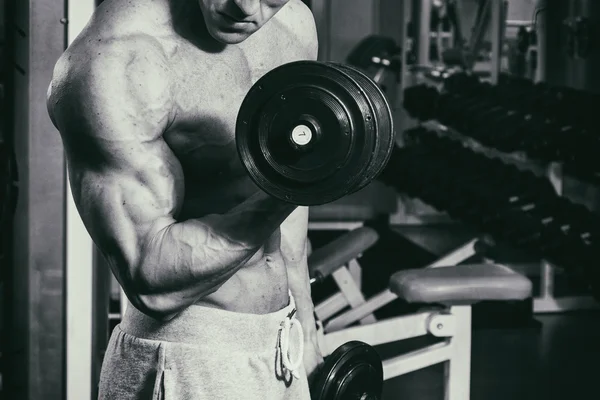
[
  {"left": 287, "top": 261, "right": 318, "bottom": 344},
  {"left": 133, "top": 192, "right": 296, "bottom": 319},
  {"left": 278, "top": 207, "right": 318, "bottom": 343}
]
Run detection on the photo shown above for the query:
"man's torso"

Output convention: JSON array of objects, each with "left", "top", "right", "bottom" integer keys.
[{"left": 63, "top": 0, "right": 314, "bottom": 313}]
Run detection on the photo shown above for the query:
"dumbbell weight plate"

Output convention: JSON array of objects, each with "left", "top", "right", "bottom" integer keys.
[
  {"left": 444, "top": 72, "right": 480, "bottom": 94},
  {"left": 403, "top": 85, "right": 439, "bottom": 121},
  {"left": 331, "top": 63, "right": 395, "bottom": 191},
  {"left": 236, "top": 61, "right": 381, "bottom": 206},
  {"left": 311, "top": 341, "right": 383, "bottom": 400}
]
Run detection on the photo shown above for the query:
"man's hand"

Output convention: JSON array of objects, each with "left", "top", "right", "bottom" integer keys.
[{"left": 304, "top": 334, "right": 324, "bottom": 385}]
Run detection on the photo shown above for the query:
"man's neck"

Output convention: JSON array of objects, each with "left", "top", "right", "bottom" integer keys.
[{"left": 168, "top": 0, "right": 227, "bottom": 52}]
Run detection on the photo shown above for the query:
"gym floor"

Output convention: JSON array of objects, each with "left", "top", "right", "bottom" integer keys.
[{"left": 380, "top": 312, "right": 600, "bottom": 400}]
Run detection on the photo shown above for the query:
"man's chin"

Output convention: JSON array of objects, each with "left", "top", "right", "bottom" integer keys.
[{"left": 208, "top": 28, "right": 255, "bottom": 45}]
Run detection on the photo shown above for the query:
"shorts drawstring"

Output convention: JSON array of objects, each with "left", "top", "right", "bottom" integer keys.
[{"left": 278, "top": 309, "right": 304, "bottom": 379}]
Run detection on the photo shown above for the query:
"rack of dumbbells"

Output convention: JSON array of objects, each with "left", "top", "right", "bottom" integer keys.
[
  {"left": 382, "top": 72, "right": 600, "bottom": 310},
  {"left": 405, "top": 73, "right": 600, "bottom": 182}
]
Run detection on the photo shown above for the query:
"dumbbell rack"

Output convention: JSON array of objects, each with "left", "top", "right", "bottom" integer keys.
[{"left": 410, "top": 118, "right": 599, "bottom": 314}]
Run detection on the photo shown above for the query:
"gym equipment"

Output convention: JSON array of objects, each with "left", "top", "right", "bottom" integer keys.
[
  {"left": 311, "top": 341, "right": 383, "bottom": 400},
  {"left": 309, "top": 220, "right": 532, "bottom": 400},
  {"left": 403, "top": 84, "right": 439, "bottom": 121},
  {"left": 346, "top": 35, "right": 401, "bottom": 92},
  {"left": 309, "top": 226, "right": 379, "bottom": 286},
  {"left": 346, "top": 36, "right": 400, "bottom": 70},
  {"left": 236, "top": 61, "right": 395, "bottom": 206},
  {"left": 380, "top": 127, "right": 600, "bottom": 297},
  {"left": 402, "top": 74, "right": 600, "bottom": 181}
]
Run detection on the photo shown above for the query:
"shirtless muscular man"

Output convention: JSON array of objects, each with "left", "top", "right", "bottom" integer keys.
[{"left": 47, "top": 0, "right": 323, "bottom": 398}]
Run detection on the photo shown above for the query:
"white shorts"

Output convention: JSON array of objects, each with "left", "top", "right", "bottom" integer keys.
[{"left": 98, "top": 293, "right": 310, "bottom": 400}]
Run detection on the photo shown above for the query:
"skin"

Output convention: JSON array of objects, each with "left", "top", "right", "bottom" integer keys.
[{"left": 47, "top": 0, "right": 323, "bottom": 379}]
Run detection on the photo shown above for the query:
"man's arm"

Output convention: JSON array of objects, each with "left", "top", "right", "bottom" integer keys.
[
  {"left": 48, "top": 41, "right": 296, "bottom": 321},
  {"left": 279, "top": 0, "right": 323, "bottom": 377},
  {"left": 280, "top": 207, "right": 323, "bottom": 375},
  {"left": 280, "top": 207, "right": 315, "bottom": 336},
  {"left": 279, "top": 0, "right": 321, "bottom": 358}
]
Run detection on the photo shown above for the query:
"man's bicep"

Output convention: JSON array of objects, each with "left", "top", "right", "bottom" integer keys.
[
  {"left": 54, "top": 59, "right": 182, "bottom": 276},
  {"left": 71, "top": 163, "right": 178, "bottom": 274}
]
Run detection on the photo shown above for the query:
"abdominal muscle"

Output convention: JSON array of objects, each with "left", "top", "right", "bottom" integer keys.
[{"left": 184, "top": 176, "right": 291, "bottom": 315}]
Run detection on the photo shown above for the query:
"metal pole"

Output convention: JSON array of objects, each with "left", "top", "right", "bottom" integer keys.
[
  {"left": 66, "top": 4, "right": 96, "bottom": 400},
  {"left": 414, "top": 0, "right": 432, "bottom": 66},
  {"left": 490, "top": 0, "right": 505, "bottom": 84}
]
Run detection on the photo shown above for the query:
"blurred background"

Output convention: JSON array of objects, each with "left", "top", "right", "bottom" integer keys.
[{"left": 2, "top": 1, "right": 600, "bottom": 399}]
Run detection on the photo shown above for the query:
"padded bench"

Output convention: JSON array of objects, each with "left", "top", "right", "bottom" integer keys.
[
  {"left": 309, "top": 226, "right": 379, "bottom": 283},
  {"left": 309, "top": 227, "right": 533, "bottom": 400},
  {"left": 390, "top": 263, "right": 532, "bottom": 305},
  {"left": 309, "top": 226, "right": 380, "bottom": 324}
]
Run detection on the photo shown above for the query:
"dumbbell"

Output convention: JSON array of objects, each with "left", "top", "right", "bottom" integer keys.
[
  {"left": 488, "top": 115, "right": 533, "bottom": 153},
  {"left": 346, "top": 35, "right": 401, "bottom": 94},
  {"left": 472, "top": 179, "right": 556, "bottom": 226},
  {"left": 560, "top": 202, "right": 600, "bottom": 239},
  {"left": 466, "top": 106, "right": 517, "bottom": 146},
  {"left": 311, "top": 341, "right": 383, "bottom": 400},
  {"left": 394, "top": 148, "right": 500, "bottom": 214},
  {"left": 537, "top": 226, "right": 594, "bottom": 275},
  {"left": 403, "top": 84, "right": 440, "bottom": 121},
  {"left": 384, "top": 147, "right": 443, "bottom": 197},
  {"left": 567, "top": 131, "right": 600, "bottom": 171},
  {"left": 443, "top": 72, "right": 481, "bottom": 95},
  {"left": 397, "top": 131, "right": 600, "bottom": 290},
  {"left": 518, "top": 118, "right": 559, "bottom": 161},
  {"left": 484, "top": 193, "right": 599, "bottom": 262},
  {"left": 434, "top": 92, "right": 465, "bottom": 126},
  {"left": 236, "top": 61, "right": 395, "bottom": 206},
  {"left": 454, "top": 176, "right": 545, "bottom": 229}
]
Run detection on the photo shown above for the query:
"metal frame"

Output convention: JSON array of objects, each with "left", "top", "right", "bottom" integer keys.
[
  {"left": 324, "top": 239, "right": 478, "bottom": 332},
  {"left": 313, "top": 238, "right": 479, "bottom": 400},
  {"left": 319, "top": 304, "right": 473, "bottom": 400},
  {"left": 313, "top": 257, "right": 377, "bottom": 325},
  {"left": 413, "top": 0, "right": 433, "bottom": 66},
  {"left": 489, "top": 0, "right": 507, "bottom": 84}
]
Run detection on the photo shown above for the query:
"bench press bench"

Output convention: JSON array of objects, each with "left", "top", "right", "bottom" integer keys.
[{"left": 309, "top": 226, "right": 532, "bottom": 400}]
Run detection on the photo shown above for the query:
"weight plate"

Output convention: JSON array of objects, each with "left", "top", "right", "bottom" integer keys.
[
  {"left": 331, "top": 63, "right": 395, "bottom": 191},
  {"left": 311, "top": 341, "right": 383, "bottom": 400},
  {"left": 236, "top": 61, "right": 377, "bottom": 206}
]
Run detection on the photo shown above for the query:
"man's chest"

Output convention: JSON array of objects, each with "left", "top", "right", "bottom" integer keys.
[{"left": 163, "top": 37, "right": 308, "bottom": 183}]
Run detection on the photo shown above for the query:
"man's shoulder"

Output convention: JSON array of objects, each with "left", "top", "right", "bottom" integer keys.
[
  {"left": 54, "top": 30, "right": 169, "bottom": 96},
  {"left": 58, "top": 0, "right": 171, "bottom": 83},
  {"left": 48, "top": 29, "right": 173, "bottom": 131},
  {"left": 275, "top": 0, "right": 318, "bottom": 58}
]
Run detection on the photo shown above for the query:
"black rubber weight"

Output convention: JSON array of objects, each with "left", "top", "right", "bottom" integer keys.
[
  {"left": 330, "top": 63, "right": 395, "bottom": 191},
  {"left": 311, "top": 341, "right": 384, "bottom": 400},
  {"left": 236, "top": 61, "right": 379, "bottom": 206}
]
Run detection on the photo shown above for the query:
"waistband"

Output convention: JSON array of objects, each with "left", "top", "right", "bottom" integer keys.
[{"left": 120, "top": 293, "right": 297, "bottom": 353}]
